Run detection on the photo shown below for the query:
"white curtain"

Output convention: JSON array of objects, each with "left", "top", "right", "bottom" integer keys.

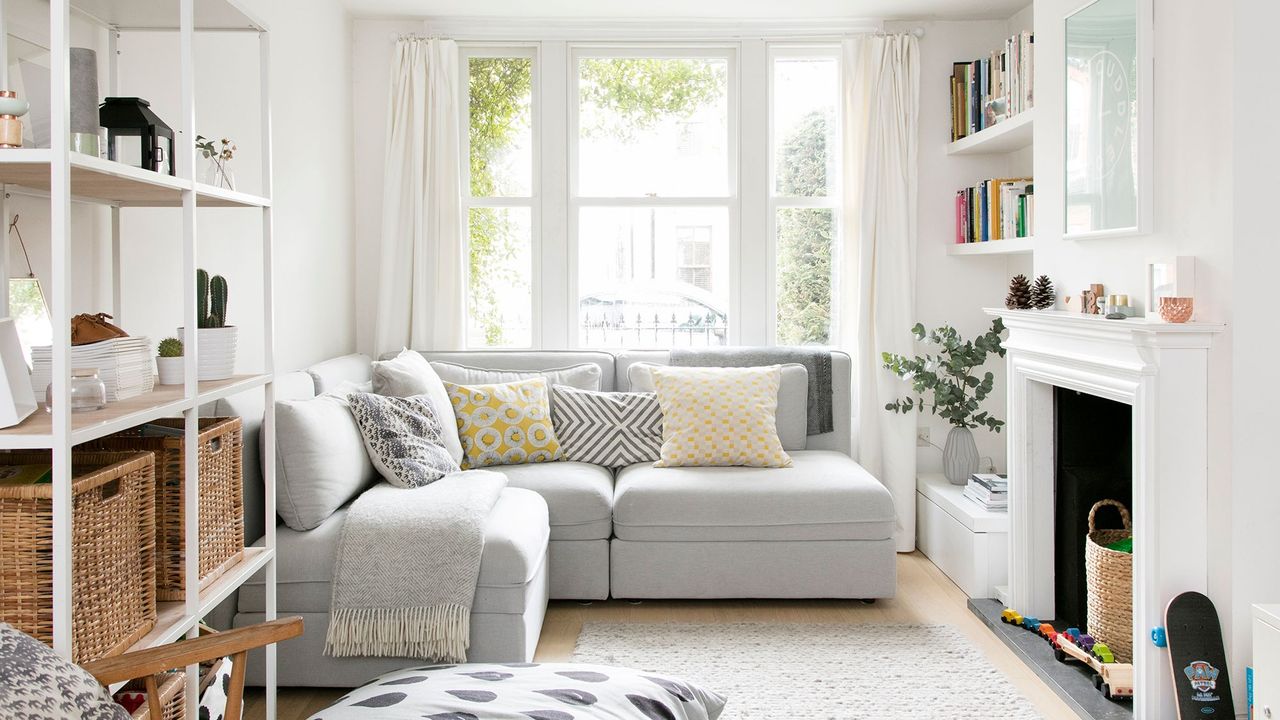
[
  {"left": 840, "top": 34, "right": 920, "bottom": 553},
  {"left": 374, "top": 37, "right": 466, "bottom": 354}
]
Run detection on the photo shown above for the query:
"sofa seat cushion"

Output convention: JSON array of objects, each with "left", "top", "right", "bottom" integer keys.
[
  {"left": 497, "top": 462, "right": 614, "bottom": 541},
  {"left": 239, "top": 487, "right": 549, "bottom": 615},
  {"left": 613, "top": 450, "right": 894, "bottom": 542}
]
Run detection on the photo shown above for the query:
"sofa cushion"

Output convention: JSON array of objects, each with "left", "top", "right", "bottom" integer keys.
[
  {"left": 613, "top": 450, "right": 895, "bottom": 542},
  {"left": 275, "top": 391, "right": 378, "bottom": 531},
  {"left": 431, "top": 360, "right": 601, "bottom": 391},
  {"left": 240, "top": 487, "right": 549, "bottom": 615},
  {"left": 496, "top": 461, "right": 614, "bottom": 541},
  {"left": 445, "top": 378, "right": 563, "bottom": 469},
  {"left": 419, "top": 351, "right": 615, "bottom": 391},
  {"left": 372, "top": 349, "right": 464, "bottom": 463},
  {"left": 348, "top": 392, "right": 459, "bottom": 488},
  {"left": 550, "top": 385, "right": 662, "bottom": 467},
  {"left": 650, "top": 366, "right": 792, "bottom": 469},
  {"left": 628, "top": 361, "right": 808, "bottom": 451}
]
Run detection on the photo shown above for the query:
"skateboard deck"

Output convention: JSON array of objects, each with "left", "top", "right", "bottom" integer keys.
[{"left": 1165, "top": 591, "right": 1234, "bottom": 719}]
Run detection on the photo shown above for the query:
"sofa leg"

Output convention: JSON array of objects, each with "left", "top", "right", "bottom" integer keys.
[
  {"left": 859, "top": 598, "right": 877, "bottom": 605},
  {"left": 575, "top": 600, "right": 594, "bottom": 606}
]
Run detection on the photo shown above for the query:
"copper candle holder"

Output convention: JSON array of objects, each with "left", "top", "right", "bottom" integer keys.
[{"left": 1158, "top": 296, "right": 1194, "bottom": 323}]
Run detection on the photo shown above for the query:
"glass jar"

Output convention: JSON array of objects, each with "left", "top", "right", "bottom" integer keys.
[{"left": 45, "top": 369, "right": 108, "bottom": 413}]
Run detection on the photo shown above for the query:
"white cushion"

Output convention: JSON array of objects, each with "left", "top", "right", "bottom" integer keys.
[
  {"left": 629, "top": 361, "right": 808, "bottom": 450},
  {"left": 275, "top": 391, "right": 377, "bottom": 531},
  {"left": 430, "top": 360, "right": 602, "bottom": 391},
  {"left": 371, "top": 349, "right": 464, "bottom": 464}
]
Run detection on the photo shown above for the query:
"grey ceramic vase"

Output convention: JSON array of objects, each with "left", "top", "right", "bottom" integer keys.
[{"left": 943, "top": 426, "right": 980, "bottom": 485}]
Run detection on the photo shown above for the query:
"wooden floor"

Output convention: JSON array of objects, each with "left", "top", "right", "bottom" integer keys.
[{"left": 247, "top": 552, "right": 1078, "bottom": 719}]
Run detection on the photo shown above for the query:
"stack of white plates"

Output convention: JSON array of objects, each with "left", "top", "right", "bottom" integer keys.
[{"left": 31, "top": 336, "right": 156, "bottom": 401}]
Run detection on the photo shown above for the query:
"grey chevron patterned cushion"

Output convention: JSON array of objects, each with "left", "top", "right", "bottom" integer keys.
[
  {"left": 348, "top": 392, "right": 460, "bottom": 488},
  {"left": 551, "top": 384, "right": 663, "bottom": 467}
]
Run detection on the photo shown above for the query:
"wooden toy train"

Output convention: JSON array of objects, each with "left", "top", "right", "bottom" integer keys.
[{"left": 1000, "top": 608, "right": 1134, "bottom": 700}]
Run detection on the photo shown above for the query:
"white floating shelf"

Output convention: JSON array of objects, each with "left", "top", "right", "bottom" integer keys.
[
  {"left": 947, "top": 236, "right": 1034, "bottom": 257},
  {"left": 948, "top": 109, "right": 1034, "bottom": 156}
]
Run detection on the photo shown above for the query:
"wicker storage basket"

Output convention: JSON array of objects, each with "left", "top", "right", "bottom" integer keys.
[
  {"left": 123, "top": 670, "right": 185, "bottom": 720},
  {"left": 0, "top": 451, "right": 156, "bottom": 662},
  {"left": 86, "top": 417, "right": 244, "bottom": 601},
  {"left": 1085, "top": 499, "right": 1133, "bottom": 662}
]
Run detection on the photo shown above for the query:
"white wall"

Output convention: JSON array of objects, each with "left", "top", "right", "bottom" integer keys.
[
  {"left": 1033, "top": 0, "right": 1238, "bottom": 700},
  {"left": 1232, "top": 0, "right": 1278, "bottom": 708},
  {"left": 888, "top": 14, "right": 1034, "bottom": 476},
  {"left": 6, "top": 0, "right": 355, "bottom": 375}
]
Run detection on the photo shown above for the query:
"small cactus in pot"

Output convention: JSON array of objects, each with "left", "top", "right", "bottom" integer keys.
[
  {"left": 179, "top": 268, "right": 237, "bottom": 381},
  {"left": 155, "top": 337, "right": 184, "bottom": 385}
]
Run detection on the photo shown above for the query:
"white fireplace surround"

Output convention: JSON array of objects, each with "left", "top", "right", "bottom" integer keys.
[{"left": 987, "top": 308, "right": 1224, "bottom": 720}]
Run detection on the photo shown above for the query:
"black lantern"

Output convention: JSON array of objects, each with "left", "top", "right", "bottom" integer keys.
[{"left": 98, "top": 97, "right": 175, "bottom": 175}]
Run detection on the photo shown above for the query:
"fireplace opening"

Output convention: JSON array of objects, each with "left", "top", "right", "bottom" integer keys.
[{"left": 1053, "top": 387, "right": 1132, "bottom": 631}]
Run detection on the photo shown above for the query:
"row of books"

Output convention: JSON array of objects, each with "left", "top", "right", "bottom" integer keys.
[
  {"left": 950, "top": 31, "right": 1035, "bottom": 141},
  {"left": 30, "top": 336, "right": 155, "bottom": 401},
  {"left": 963, "top": 473, "right": 1008, "bottom": 511},
  {"left": 955, "top": 178, "right": 1034, "bottom": 244}
]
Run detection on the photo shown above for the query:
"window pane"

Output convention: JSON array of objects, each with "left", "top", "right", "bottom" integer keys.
[
  {"left": 468, "top": 207, "right": 532, "bottom": 347},
  {"left": 469, "top": 56, "right": 533, "bottom": 197},
  {"left": 578, "top": 57, "right": 729, "bottom": 197},
  {"left": 775, "top": 207, "right": 833, "bottom": 345},
  {"left": 773, "top": 57, "right": 837, "bottom": 197},
  {"left": 578, "top": 207, "right": 728, "bottom": 348}
]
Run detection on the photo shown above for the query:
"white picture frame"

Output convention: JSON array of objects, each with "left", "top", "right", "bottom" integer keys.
[{"left": 1145, "top": 256, "right": 1195, "bottom": 317}]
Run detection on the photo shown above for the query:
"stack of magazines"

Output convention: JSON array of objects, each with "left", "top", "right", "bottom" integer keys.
[
  {"left": 30, "top": 336, "right": 155, "bottom": 401},
  {"left": 963, "top": 473, "right": 1008, "bottom": 511}
]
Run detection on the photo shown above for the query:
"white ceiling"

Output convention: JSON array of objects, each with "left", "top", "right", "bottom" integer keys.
[{"left": 341, "top": 0, "right": 1030, "bottom": 22}]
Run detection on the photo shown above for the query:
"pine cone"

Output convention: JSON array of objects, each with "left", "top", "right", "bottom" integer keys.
[
  {"left": 1030, "top": 275, "right": 1055, "bottom": 310},
  {"left": 1005, "top": 274, "right": 1032, "bottom": 310}
]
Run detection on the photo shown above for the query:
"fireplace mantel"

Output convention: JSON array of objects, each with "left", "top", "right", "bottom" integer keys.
[{"left": 985, "top": 308, "right": 1224, "bottom": 720}]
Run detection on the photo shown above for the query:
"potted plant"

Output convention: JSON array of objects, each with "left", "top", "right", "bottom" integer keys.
[
  {"left": 882, "top": 318, "right": 1007, "bottom": 485},
  {"left": 155, "top": 337, "right": 184, "bottom": 385},
  {"left": 178, "top": 269, "right": 237, "bottom": 381}
]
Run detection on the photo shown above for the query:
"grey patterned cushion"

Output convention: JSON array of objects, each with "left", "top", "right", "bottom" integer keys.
[
  {"left": 0, "top": 622, "right": 129, "bottom": 719},
  {"left": 551, "top": 385, "right": 663, "bottom": 467},
  {"left": 348, "top": 393, "right": 460, "bottom": 489}
]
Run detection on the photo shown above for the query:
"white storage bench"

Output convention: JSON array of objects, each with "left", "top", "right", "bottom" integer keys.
[{"left": 916, "top": 473, "right": 1008, "bottom": 599}]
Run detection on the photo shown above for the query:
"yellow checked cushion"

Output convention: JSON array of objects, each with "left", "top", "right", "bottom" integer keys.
[
  {"left": 444, "top": 377, "right": 563, "bottom": 469},
  {"left": 650, "top": 365, "right": 793, "bottom": 468}
]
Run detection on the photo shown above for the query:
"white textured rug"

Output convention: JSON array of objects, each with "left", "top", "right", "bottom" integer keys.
[{"left": 572, "top": 622, "right": 1043, "bottom": 719}]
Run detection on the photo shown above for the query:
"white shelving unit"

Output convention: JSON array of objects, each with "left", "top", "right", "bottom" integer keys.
[
  {"left": 0, "top": 0, "right": 277, "bottom": 716},
  {"left": 947, "top": 108, "right": 1034, "bottom": 156},
  {"left": 947, "top": 235, "right": 1035, "bottom": 257}
]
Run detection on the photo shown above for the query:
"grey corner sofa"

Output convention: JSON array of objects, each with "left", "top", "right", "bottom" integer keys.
[{"left": 224, "top": 349, "right": 897, "bottom": 688}]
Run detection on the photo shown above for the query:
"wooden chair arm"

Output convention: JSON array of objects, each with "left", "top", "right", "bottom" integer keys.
[{"left": 81, "top": 616, "right": 303, "bottom": 686}]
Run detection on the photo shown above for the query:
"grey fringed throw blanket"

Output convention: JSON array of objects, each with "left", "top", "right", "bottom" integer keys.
[
  {"left": 325, "top": 470, "right": 507, "bottom": 661},
  {"left": 669, "top": 346, "right": 834, "bottom": 435}
]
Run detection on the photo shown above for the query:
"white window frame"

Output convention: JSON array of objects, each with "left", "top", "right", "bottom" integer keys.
[
  {"left": 766, "top": 43, "right": 843, "bottom": 346},
  {"left": 567, "top": 44, "right": 739, "bottom": 348},
  {"left": 456, "top": 38, "right": 844, "bottom": 350},
  {"left": 459, "top": 44, "right": 542, "bottom": 349}
]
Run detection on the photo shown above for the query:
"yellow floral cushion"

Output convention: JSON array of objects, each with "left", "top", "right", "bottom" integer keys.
[
  {"left": 444, "top": 377, "right": 563, "bottom": 469},
  {"left": 650, "top": 365, "right": 793, "bottom": 468}
]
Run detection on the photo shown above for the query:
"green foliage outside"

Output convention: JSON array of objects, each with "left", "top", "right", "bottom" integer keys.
[
  {"left": 775, "top": 110, "right": 834, "bottom": 345},
  {"left": 881, "top": 318, "right": 1008, "bottom": 431},
  {"left": 467, "top": 57, "right": 723, "bottom": 345}
]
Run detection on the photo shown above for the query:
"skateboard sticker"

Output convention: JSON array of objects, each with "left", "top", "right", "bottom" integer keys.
[{"left": 1183, "top": 660, "right": 1221, "bottom": 703}]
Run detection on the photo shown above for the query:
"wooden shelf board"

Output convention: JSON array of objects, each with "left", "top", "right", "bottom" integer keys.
[
  {"left": 0, "top": 152, "right": 270, "bottom": 208},
  {"left": 947, "top": 109, "right": 1034, "bottom": 156},
  {"left": 0, "top": 374, "right": 270, "bottom": 449},
  {"left": 128, "top": 547, "right": 275, "bottom": 654},
  {"left": 948, "top": 236, "right": 1034, "bottom": 256}
]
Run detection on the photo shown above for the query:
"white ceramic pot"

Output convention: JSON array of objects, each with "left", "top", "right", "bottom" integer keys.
[
  {"left": 155, "top": 356, "right": 185, "bottom": 386},
  {"left": 176, "top": 326, "right": 238, "bottom": 381}
]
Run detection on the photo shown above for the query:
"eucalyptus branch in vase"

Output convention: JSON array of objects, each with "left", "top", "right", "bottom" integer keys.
[
  {"left": 196, "top": 135, "right": 237, "bottom": 190},
  {"left": 881, "top": 317, "right": 1007, "bottom": 484}
]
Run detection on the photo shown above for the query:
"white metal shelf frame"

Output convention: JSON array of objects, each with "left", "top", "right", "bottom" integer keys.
[{"left": 0, "top": 0, "right": 277, "bottom": 716}]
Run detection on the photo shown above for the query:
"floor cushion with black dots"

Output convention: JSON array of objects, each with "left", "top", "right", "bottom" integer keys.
[{"left": 308, "top": 662, "right": 727, "bottom": 720}]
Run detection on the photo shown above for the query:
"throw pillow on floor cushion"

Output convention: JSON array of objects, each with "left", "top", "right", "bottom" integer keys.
[
  {"left": 0, "top": 622, "right": 129, "bottom": 720},
  {"left": 348, "top": 392, "right": 460, "bottom": 488},
  {"left": 445, "top": 377, "right": 563, "bottom": 469},
  {"left": 370, "top": 349, "right": 464, "bottom": 464},
  {"left": 276, "top": 390, "right": 379, "bottom": 531},
  {"left": 651, "top": 365, "right": 792, "bottom": 468},
  {"left": 430, "top": 360, "right": 602, "bottom": 391},
  {"left": 551, "top": 384, "right": 663, "bottom": 467}
]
